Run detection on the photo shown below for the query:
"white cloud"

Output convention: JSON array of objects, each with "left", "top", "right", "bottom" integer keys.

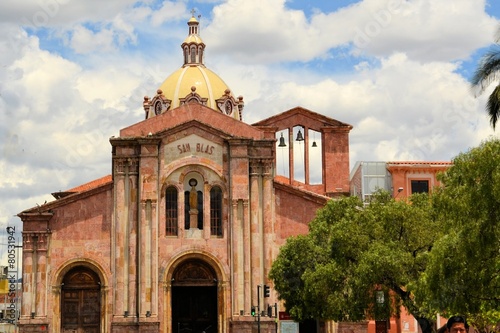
[
  {"left": 202, "top": 0, "right": 497, "bottom": 64},
  {"left": 70, "top": 26, "right": 116, "bottom": 54},
  {"left": 150, "top": 1, "right": 187, "bottom": 26},
  {"left": 349, "top": 0, "right": 498, "bottom": 61},
  {"left": 0, "top": 0, "right": 498, "bottom": 249},
  {"left": 0, "top": 0, "right": 138, "bottom": 27}
]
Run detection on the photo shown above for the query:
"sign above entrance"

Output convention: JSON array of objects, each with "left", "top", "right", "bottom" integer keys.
[{"left": 165, "top": 134, "right": 223, "bottom": 165}]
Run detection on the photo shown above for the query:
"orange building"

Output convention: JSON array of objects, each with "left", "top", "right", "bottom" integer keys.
[
  {"left": 350, "top": 161, "right": 452, "bottom": 202},
  {"left": 386, "top": 162, "right": 452, "bottom": 198},
  {"left": 17, "top": 15, "right": 352, "bottom": 333}
]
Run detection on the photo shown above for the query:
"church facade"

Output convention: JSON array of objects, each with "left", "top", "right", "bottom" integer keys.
[{"left": 17, "top": 16, "right": 352, "bottom": 333}]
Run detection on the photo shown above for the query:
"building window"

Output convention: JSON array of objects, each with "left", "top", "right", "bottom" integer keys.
[
  {"left": 411, "top": 180, "right": 429, "bottom": 193},
  {"left": 210, "top": 186, "right": 222, "bottom": 236},
  {"left": 190, "top": 47, "right": 196, "bottom": 63},
  {"left": 166, "top": 186, "right": 178, "bottom": 236}
]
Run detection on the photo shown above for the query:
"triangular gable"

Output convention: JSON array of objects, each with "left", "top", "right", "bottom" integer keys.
[
  {"left": 120, "top": 103, "right": 267, "bottom": 140},
  {"left": 252, "top": 106, "right": 352, "bottom": 131}
]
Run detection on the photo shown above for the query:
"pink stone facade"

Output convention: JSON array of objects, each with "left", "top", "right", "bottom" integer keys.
[{"left": 18, "top": 104, "right": 352, "bottom": 333}]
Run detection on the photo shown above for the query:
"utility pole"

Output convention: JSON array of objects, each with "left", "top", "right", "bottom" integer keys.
[{"left": 253, "top": 284, "right": 275, "bottom": 333}]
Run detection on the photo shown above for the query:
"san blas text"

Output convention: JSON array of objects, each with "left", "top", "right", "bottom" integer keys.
[{"left": 177, "top": 142, "right": 215, "bottom": 155}]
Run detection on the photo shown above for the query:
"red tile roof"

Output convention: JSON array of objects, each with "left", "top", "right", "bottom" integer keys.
[{"left": 66, "top": 175, "right": 112, "bottom": 193}]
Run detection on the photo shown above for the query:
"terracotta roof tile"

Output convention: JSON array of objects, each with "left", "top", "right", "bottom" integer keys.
[{"left": 66, "top": 175, "right": 112, "bottom": 193}]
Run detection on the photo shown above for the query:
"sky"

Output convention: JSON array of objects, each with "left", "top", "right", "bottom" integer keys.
[{"left": 0, "top": 0, "right": 499, "bottom": 257}]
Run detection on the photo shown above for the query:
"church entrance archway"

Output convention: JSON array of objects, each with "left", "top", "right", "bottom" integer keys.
[
  {"left": 171, "top": 259, "right": 218, "bottom": 333},
  {"left": 61, "top": 266, "right": 101, "bottom": 333}
]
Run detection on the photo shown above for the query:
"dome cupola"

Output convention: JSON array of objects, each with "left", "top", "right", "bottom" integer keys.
[
  {"left": 183, "top": 14, "right": 205, "bottom": 66},
  {"left": 143, "top": 12, "right": 244, "bottom": 120}
]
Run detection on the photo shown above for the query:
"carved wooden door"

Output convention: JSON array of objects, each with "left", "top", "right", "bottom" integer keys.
[
  {"left": 61, "top": 267, "right": 100, "bottom": 333},
  {"left": 376, "top": 320, "right": 388, "bottom": 333},
  {"left": 172, "top": 286, "right": 217, "bottom": 333}
]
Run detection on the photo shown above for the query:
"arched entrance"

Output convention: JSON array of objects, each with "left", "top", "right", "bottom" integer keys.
[
  {"left": 61, "top": 266, "right": 101, "bottom": 333},
  {"left": 171, "top": 259, "right": 218, "bottom": 333}
]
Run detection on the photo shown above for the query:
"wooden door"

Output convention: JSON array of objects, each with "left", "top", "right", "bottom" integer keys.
[
  {"left": 376, "top": 320, "right": 388, "bottom": 333},
  {"left": 172, "top": 286, "right": 217, "bottom": 333},
  {"left": 61, "top": 267, "right": 101, "bottom": 333}
]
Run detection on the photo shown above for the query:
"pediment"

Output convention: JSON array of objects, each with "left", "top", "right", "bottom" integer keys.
[
  {"left": 253, "top": 106, "right": 352, "bottom": 132},
  {"left": 120, "top": 103, "right": 264, "bottom": 140}
]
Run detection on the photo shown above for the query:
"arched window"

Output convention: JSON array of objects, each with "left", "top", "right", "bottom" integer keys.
[
  {"left": 166, "top": 186, "right": 178, "bottom": 236},
  {"left": 190, "top": 46, "right": 196, "bottom": 63},
  {"left": 199, "top": 47, "right": 203, "bottom": 64},
  {"left": 210, "top": 186, "right": 222, "bottom": 236}
]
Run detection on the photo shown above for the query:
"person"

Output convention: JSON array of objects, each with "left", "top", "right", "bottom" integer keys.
[{"left": 446, "top": 316, "right": 469, "bottom": 333}]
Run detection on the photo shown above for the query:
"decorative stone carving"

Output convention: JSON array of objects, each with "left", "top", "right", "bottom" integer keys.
[
  {"left": 261, "top": 159, "right": 273, "bottom": 176},
  {"left": 114, "top": 158, "right": 139, "bottom": 175},
  {"left": 179, "top": 86, "right": 208, "bottom": 106},
  {"left": 143, "top": 89, "right": 172, "bottom": 119},
  {"left": 215, "top": 89, "right": 244, "bottom": 118},
  {"left": 249, "top": 160, "right": 261, "bottom": 176},
  {"left": 172, "top": 260, "right": 216, "bottom": 285}
]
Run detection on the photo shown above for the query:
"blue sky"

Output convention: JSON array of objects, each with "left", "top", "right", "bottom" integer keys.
[{"left": 0, "top": 0, "right": 499, "bottom": 256}]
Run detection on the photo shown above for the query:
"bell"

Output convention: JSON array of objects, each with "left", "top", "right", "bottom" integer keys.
[
  {"left": 295, "top": 130, "right": 304, "bottom": 142},
  {"left": 312, "top": 141, "right": 317, "bottom": 147},
  {"left": 278, "top": 133, "right": 287, "bottom": 147}
]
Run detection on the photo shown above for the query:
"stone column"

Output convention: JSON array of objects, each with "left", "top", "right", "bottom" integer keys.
[
  {"left": 139, "top": 199, "right": 157, "bottom": 317},
  {"left": 35, "top": 233, "right": 49, "bottom": 317},
  {"left": 231, "top": 199, "right": 245, "bottom": 315},
  {"left": 112, "top": 157, "right": 138, "bottom": 317},
  {"left": 20, "top": 234, "right": 34, "bottom": 319},
  {"left": 127, "top": 167, "right": 138, "bottom": 318},
  {"left": 261, "top": 159, "right": 274, "bottom": 282},
  {"left": 249, "top": 160, "right": 262, "bottom": 308},
  {"left": 112, "top": 159, "right": 125, "bottom": 316},
  {"left": 241, "top": 200, "right": 250, "bottom": 315}
]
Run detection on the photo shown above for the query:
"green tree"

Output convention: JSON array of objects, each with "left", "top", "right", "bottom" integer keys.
[
  {"left": 471, "top": 25, "right": 500, "bottom": 129},
  {"left": 269, "top": 192, "right": 442, "bottom": 333},
  {"left": 417, "top": 138, "right": 500, "bottom": 333}
]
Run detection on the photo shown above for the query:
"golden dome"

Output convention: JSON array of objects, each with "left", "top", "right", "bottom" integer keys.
[
  {"left": 143, "top": 14, "right": 244, "bottom": 121},
  {"left": 158, "top": 66, "right": 230, "bottom": 110}
]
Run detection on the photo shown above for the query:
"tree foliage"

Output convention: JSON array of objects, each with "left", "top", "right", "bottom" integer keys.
[
  {"left": 269, "top": 191, "right": 442, "bottom": 331},
  {"left": 471, "top": 25, "right": 500, "bottom": 130},
  {"left": 417, "top": 138, "right": 500, "bottom": 332},
  {"left": 270, "top": 139, "right": 500, "bottom": 333}
]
